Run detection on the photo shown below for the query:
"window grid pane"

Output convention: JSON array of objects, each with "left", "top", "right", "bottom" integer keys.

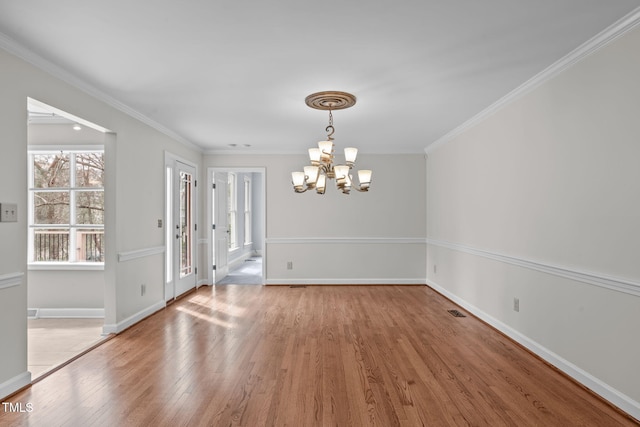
[
  {"left": 34, "top": 191, "right": 70, "bottom": 224},
  {"left": 33, "top": 154, "right": 70, "bottom": 188},
  {"left": 75, "top": 153, "right": 104, "bottom": 188},
  {"left": 33, "top": 229, "right": 69, "bottom": 261},
  {"left": 76, "top": 190, "right": 104, "bottom": 224}
]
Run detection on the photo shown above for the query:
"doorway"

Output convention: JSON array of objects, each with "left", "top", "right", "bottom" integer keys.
[
  {"left": 208, "top": 168, "right": 265, "bottom": 285},
  {"left": 26, "top": 98, "right": 109, "bottom": 379},
  {"left": 165, "top": 155, "right": 197, "bottom": 300}
]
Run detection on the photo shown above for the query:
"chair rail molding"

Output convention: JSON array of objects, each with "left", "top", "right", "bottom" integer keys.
[
  {"left": 266, "top": 237, "right": 426, "bottom": 245},
  {"left": 427, "top": 238, "right": 640, "bottom": 297},
  {"left": 0, "top": 272, "right": 24, "bottom": 290},
  {"left": 117, "top": 246, "right": 165, "bottom": 263}
]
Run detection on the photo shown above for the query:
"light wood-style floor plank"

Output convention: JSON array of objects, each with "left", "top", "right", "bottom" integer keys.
[{"left": 1, "top": 285, "right": 637, "bottom": 426}]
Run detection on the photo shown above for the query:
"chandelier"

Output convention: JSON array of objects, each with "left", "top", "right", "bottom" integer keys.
[{"left": 291, "top": 91, "right": 372, "bottom": 194}]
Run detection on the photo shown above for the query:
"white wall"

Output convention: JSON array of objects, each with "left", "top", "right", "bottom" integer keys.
[
  {"left": 0, "top": 45, "right": 201, "bottom": 398},
  {"left": 28, "top": 270, "right": 104, "bottom": 311},
  {"left": 0, "top": 49, "right": 29, "bottom": 399},
  {"left": 204, "top": 153, "right": 427, "bottom": 284},
  {"left": 426, "top": 23, "right": 640, "bottom": 416}
]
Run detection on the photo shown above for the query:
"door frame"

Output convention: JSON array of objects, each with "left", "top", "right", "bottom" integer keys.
[
  {"left": 165, "top": 152, "right": 198, "bottom": 300},
  {"left": 207, "top": 167, "right": 266, "bottom": 286}
]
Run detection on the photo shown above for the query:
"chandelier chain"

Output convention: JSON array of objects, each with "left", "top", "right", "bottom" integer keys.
[{"left": 325, "top": 110, "right": 335, "bottom": 140}]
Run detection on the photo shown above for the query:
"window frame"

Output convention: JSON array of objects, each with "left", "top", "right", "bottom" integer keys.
[
  {"left": 243, "top": 176, "right": 252, "bottom": 246},
  {"left": 228, "top": 172, "right": 238, "bottom": 251},
  {"left": 28, "top": 146, "right": 105, "bottom": 270}
]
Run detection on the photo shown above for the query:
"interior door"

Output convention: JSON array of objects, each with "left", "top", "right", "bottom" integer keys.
[
  {"left": 173, "top": 161, "right": 197, "bottom": 296},
  {"left": 214, "top": 172, "right": 229, "bottom": 282}
]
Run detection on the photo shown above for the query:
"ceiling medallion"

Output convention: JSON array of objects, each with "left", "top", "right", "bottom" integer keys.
[
  {"left": 292, "top": 91, "right": 372, "bottom": 194},
  {"left": 304, "top": 91, "right": 357, "bottom": 111}
]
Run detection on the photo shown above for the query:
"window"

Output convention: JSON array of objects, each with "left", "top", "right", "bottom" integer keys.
[
  {"left": 244, "top": 176, "right": 252, "bottom": 246},
  {"left": 228, "top": 172, "right": 238, "bottom": 250},
  {"left": 28, "top": 150, "right": 104, "bottom": 265}
]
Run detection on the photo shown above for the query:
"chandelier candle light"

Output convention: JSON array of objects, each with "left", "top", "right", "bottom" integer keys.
[{"left": 292, "top": 91, "right": 372, "bottom": 194}]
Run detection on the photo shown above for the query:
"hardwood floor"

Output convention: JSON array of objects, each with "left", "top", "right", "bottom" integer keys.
[
  {"left": 1, "top": 285, "right": 637, "bottom": 426},
  {"left": 28, "top": 318, "right": 105, "bottom": 379}
]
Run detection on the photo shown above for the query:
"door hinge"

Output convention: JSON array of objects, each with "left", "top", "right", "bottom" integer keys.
[
  {"left": 195, "top": 267, "right": 198, "bottom": 274},
  {"left": 213, "top": 265, "right": 216, "bottom": 271},
  {"left": 213, "top": 183, "right": 216, "bottom": 189},
  {"left": 195, "top": 180, "right": 197, "bottom": 187},
  {"left": 195, "top": 224, "right": 197, "bottom": 231},
  {"left": 212, "top": 224, "right": 216, "bottom": 230}
]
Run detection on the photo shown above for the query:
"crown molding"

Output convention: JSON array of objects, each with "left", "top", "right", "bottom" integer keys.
[
  {"left": 425, "top": 7, "right": 640, "bottom": 155},
  {"left": 0, "top": 32, "right": 203, "bottom": 153}
]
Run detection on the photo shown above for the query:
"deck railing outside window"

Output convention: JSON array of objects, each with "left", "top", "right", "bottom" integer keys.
[{"left": 34, "top": 230, "right": 104, "bottom": 262}]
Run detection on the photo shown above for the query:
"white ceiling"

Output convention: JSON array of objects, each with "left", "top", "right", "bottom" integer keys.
[{"left": 1, "top": 1, "right": 639, "bottom": 154}]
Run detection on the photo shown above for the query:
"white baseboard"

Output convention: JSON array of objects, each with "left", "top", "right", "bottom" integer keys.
[
  {"left": 0, "top": 371, "right": 31, "bottom": 400},
  {"left": 427, "top": 279, "right": 640, "bottom": 421},
  {"left": 30, "top": 308, "right": 105, "bottom": 319},
  {"left": 265, "top": 278, "right": 426, "bottom": 285},
  {"left": 102, "top": 300, "right": 165, "bottom": 335},
  {"left": 197, "top": 279, "right": 210, "bottom": 287}
]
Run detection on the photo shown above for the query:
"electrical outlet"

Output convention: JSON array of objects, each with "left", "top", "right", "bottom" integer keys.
[
  {"left": 287, "top": 261, "right": 293, "bottom": 270},
  {"left": 513, "top": 297, "right": 519, "bottom": 312},
  {"left": 0, "top": 203, "right": 18, "bottom": 222},
  {"left": 157, "top": 219, "right": 163, "bottom": 228}
]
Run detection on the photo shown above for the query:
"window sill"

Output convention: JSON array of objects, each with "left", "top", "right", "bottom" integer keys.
[{"left": 28, "top": 262, "right": 105, "bottom": 271}]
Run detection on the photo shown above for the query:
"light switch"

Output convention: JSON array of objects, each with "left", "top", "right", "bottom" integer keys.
[{"left": 0, "top": 203, "right": 18, "bottom": 222}]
